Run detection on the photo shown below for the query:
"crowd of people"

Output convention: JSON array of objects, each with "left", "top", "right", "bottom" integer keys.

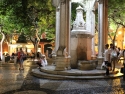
[
  {"left": 2, "top": 44, "right": 125, "bottom": 74},
  {"left": 16, "top": 49, "right": 48, "bottom": 70},
  {"left": 1, "top": 48, "right": 48, "bottom": 70},
  {"left": 103, "top": 43, "right": 124, "bottom": 76}
]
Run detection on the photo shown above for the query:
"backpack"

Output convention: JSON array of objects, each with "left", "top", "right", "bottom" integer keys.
[
  {"left": 17, "top": 52, "right": 21, "bottom": 59},
  {"left": 17, "top": 51, "right": 23, "bottom": 59}
]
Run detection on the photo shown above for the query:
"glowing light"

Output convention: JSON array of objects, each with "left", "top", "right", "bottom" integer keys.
[
  {"left": 115, "top": 42, "right": 117, "bottom": 46},
  {"left": 27, "top": 49, "right": 31, "bottom": 53},
  {"left": 37, "top": 48, "right": 41, "bottom": 52},
  {"left": 4, "top": 51, "right": 7, "bottom": 53},
  {"left": 118, "top": 31, "right": 122, "bottom": 35}
]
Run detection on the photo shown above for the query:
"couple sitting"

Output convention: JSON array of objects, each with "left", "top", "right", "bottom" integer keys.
[{"left": 36, "top": 54, "right": 48, "bottom": 68}]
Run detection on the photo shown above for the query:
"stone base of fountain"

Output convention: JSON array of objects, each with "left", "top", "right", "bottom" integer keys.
[
  {"left": 70, "top": 5, "right": 97, "bottom": 71},
  {"left": 78, "top": 60, "right": 98, "bottom": 70}
]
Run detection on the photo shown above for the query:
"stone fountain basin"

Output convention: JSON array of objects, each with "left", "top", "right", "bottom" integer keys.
[
  {"left": 78, "top": 60, "right": 98, "bottom": 70},
  {"left": 71, "top": 30, "right": 94, "bottom": 38}
]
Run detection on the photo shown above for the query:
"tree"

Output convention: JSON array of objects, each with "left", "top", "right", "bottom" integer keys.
[
  {"left": 0, "top": 0, "right": 56, "bottom": 40},
  {"left": 108, "top": 0, "right": 125, "bottom": 44},
  {"left": 0, "top": 0, "right": 56, "bottom": 56},
  {"left": 25, "top": 0, "right": 56, "bottom": 56}
]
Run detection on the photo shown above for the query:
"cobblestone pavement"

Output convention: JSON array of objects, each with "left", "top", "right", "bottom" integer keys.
[{"left": 0, "top": 60, "right": 125, "bottom": 94}]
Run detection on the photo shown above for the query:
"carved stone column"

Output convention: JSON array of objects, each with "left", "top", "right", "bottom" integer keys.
[
  {"left": 55, "top": 6, "right": 60, "bottom": 53},
  {"left": 91, "top": 8, "right": 96, "bottom": 59},
  {"left": 65, "top": 0, "right": 71, "bottom": 70},
  {"left": 55, "top": 0, "right": 71, "bottom": 71},
  {"left": 103, "top": 0, "right": 108, "bottom": 45},
  {"left": 97, "top": 0, "right": 104, "bottom": 66},
  {"left": 51, "top": 1, "right": 60, "bottom": 65}
]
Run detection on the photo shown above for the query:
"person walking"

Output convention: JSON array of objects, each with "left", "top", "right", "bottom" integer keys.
[
  {"left": 118, "top": 49, "right": 125, "bottom": 80},
  {"left": 104, "top": 44, "right": 111, "bottom": 76},
  {"left": 109, "top": 44, "right": 118, "bottom": 71},
  {"left": 118, "top": 49, "right": 125, "bottom": 63},
  {"left": 17, "top": 48, "right": 24, "bottom": 70}
]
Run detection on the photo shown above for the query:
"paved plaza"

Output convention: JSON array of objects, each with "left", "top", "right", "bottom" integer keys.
[{"left": 0, "top": 60, "right": 125, "bottom": 94}]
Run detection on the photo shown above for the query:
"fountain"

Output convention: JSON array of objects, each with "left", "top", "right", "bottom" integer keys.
[{"left": 70, "top": 6, "right": 98, "bottom": 70}]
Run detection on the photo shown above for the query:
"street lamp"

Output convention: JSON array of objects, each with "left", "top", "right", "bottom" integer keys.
[{"left": 52, "top": 0, "right": 60, "bottom": 7}]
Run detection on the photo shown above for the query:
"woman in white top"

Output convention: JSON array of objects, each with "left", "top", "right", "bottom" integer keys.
[
  {"left": 109, "top": 44, "right": 118, "bottom": 71},
  {"left": 41, "top": 55, "right": 48, "bottom": 67},
  {"left": 36, "top": 54, "right": 48, "bottom": 68},
  {"left": 118, "top": 49, "right": 125, "bottom": 64}
]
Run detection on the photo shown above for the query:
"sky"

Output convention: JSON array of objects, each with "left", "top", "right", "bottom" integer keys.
[{"left": 71, "top": 0, "right": 83, "bottom": 2}]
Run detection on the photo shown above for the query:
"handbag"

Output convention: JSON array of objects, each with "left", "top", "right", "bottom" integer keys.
[
  {"left": 111, "top": 50, "right": 117, "bottom": 59},
  {"left": 101, "top": 62, "right": 106, "bottom": 69}
]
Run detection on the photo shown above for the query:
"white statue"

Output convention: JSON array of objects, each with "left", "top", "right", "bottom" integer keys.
[
  {"left": 81, "top": 0, "right": 95, "bottom": 32},
  {"left": 72, "top": 5, "right": 86, "bottom": 30}
]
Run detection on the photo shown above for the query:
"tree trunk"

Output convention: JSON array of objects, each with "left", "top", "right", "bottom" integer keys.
[
  {"left": 30, "top": 29, "right": 40, "bottom": 59},
  {"left": 0, "top": 29, "right": 5, "bottom": 59}
]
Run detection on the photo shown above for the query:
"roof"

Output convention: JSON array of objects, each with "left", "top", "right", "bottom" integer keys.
[
  {"left": 16, "top": 33, "right": 27, "bottom": 43},
  {"left": 40, "top": 39, "right": 52, "bottom": 43}
]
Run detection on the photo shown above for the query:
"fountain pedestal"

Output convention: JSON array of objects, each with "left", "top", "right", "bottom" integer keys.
[
  {"left": 70, "top": 6, "right": 98, "bottom": 70},
  {"left": 71, "top": 31, "right": 94, "bottom": 69}
]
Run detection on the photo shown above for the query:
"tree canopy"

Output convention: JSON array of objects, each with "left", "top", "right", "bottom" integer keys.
[
  {"left": 1, "top": 0, "right": 125, "bottom": 43},
  {"left": 108, "top": 0, "right": 125, "bottom": 28},
  {"left": 108, "top": 0, "right": 125, "bottom": 43},
  {"left": 0, "top": 0, "right": 56, "bottom": 42}
]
